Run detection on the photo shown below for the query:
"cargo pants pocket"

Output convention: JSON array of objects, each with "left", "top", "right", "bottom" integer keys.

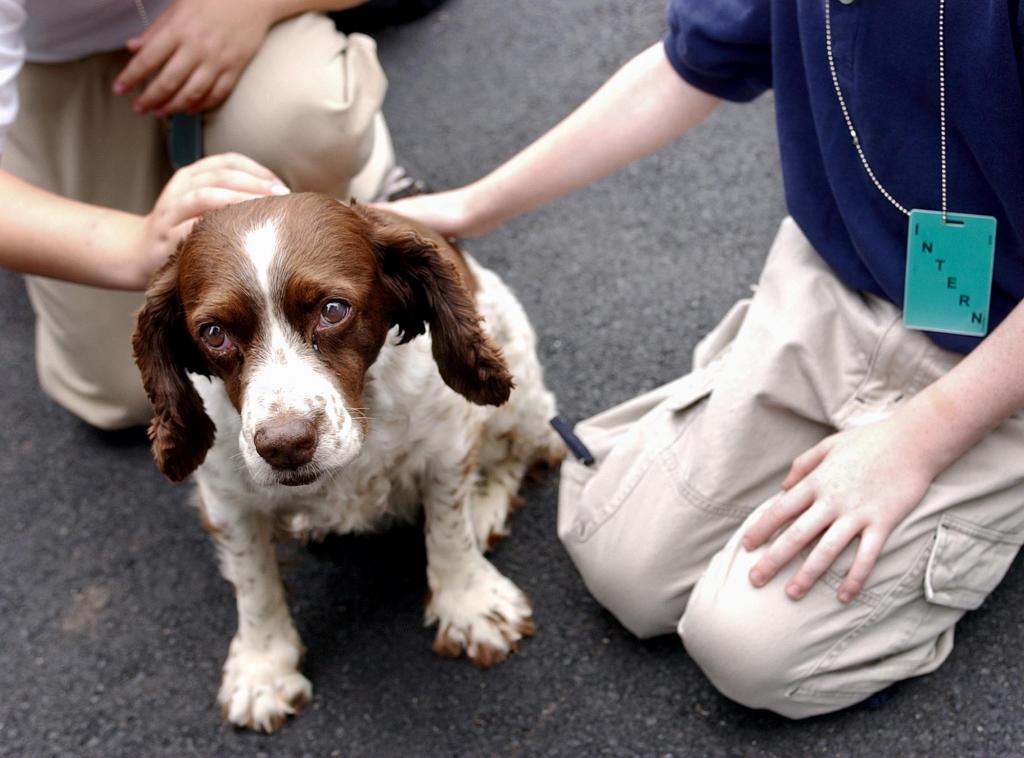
[
  {"left": 924, "top": 514, "right": 1024, "bottom": 611},
  {"left": 557, "top": 366, "right": 717, "bottom": 546},
  {"left": 557, "top": 299, "right": 750, "bottom": 546},
  {"left": 787, "top": 513, "right": 1024, "bottom": 709}
]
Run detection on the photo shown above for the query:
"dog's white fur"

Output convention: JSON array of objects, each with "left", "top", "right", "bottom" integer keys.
[{"left": 188, "top": 218, "right": 560, "bottom": 732}]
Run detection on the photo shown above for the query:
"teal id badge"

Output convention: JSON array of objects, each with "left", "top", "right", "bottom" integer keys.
[{"left": 903, "top": 209, "right": 997, "bottom": 336}]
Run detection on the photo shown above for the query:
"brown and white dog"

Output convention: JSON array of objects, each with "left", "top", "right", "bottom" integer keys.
[{"left": 132, "top": 193, "right": 562, "bottom": 732}]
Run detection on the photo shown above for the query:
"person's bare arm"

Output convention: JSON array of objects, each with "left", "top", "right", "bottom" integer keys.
[
  {"left": 382, "top": 42, "right": 720, "bottom": 237},
  {"left": 264, "top": 0, "right": 368, "bottom": 15},
  {"left": 0, "top": 153, "right": 287, "bottom": 290}
]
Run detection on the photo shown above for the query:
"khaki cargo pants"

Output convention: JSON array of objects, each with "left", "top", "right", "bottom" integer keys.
[
  {"left": 558, "top": 218, "right": 1024, "bottom": 718},
  {"left": 2, "top": 13, "right": 392, "bottom": 429}
]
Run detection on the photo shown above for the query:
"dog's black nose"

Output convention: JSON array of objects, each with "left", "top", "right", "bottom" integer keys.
[{"left": 254, "top": 416, "right": 318, "bottom": 470}]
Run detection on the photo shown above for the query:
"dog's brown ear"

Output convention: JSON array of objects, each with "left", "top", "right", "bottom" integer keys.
[
  {"left": 356, "top": 205, "right": 513, "bottom": 406},
  {"left": 132, "top": 252, "right": 215, "bottom": 481}
]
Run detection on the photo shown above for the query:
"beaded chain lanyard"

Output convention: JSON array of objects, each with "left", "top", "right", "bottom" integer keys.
[
  {"left": 132, "top": 0, "right": 149, "bottom": 26},
  {"left": 825, "top": 0, "right": 996, "bottom": 337}
]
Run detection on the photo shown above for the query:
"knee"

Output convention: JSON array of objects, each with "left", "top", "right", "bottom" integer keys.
[
  {"left": 558, "top": 451, "right": 703, "bottom": 640},
  {"left": 36, "top": 357, "right": 152, "bottom": 430},
  {"left": 29, "top": 284, "right": 152, "bottom": 430},
  {"left": 38, "top": 374, "right": 151, "bottom": 430},
  {"left": 681, "top": 593, "right": 817, "bottom": 718},
  {"left": 204, "top": 15, "right": 387, "bottom": 194}
]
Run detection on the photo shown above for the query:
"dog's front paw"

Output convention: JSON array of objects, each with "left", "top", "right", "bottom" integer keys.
[
  {"left": 218, "top": 635, "right": 312, "bottom": 733},
  {"left": 426, "top": 561, "right": 535, "bottom": 667}
]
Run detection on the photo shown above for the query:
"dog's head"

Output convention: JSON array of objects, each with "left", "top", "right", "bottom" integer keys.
[{"left": 132, "top": 192, "right": 512, "bottom": 486}]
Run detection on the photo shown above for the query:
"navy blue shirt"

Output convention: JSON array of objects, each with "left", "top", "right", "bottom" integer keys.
[{"left": 664, "top": 0, "right": 1024, "bottom": 353}]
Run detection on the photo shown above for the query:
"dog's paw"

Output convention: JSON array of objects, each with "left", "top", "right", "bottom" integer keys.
[
  {"left": 425, "top": 562, "right": 535, "bottom": 667},
  {"left": 218, "top": 635, "right": 312, "bottom": 733}
]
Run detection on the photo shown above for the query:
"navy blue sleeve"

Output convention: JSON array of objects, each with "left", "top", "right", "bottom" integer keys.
[{"left": 662, "top": 0, "right": 772, "bottom": 102}]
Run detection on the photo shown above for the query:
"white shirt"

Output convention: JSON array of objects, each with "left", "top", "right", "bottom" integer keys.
[{"left": 0, "top": 0, "right": 170, "bottom": 153}]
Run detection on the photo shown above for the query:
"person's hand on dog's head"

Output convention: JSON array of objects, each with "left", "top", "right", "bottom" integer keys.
[
  {"left": 0, "top": 152, "right": 286, "bottom": 291},
  {"left": 137, "top": 152, "right": 290, "bottom": 287}
]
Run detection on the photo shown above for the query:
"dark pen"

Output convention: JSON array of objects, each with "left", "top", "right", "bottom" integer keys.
[{"left": 549, "top": 416, "right": 595, "bottom": 466}]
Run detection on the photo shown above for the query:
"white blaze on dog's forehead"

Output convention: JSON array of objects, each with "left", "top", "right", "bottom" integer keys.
[
  {"left": 234, "top": 216, "right": 362, "bottom": 483},
  {"left": 243, "top": 219, "right": 279, "bottom": 296}
]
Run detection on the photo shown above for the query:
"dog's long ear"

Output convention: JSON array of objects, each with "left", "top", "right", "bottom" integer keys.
[
  {"left": 132, "top": 253, "right": 215, "bottom": 481},
  {"left": 356, "top": 206, "right": 513, "bottom": 406}
]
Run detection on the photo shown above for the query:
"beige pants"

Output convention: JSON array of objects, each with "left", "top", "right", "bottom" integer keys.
[
  {"left": 1, "top": 13, "right": 391, "bottom": 429},
  {"left": 558, "top": 218, "right": 1024, "bottom": 718}
]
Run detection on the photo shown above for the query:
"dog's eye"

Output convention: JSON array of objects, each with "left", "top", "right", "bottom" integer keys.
[
  {"left": 319, "top": 299, "right": 351, "bottom": 328},
  {"left": 200, "top": 324, "right": 233, "bottom": 351}
]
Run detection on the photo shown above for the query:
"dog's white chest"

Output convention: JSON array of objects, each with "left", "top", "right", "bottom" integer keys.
[{"left": 271, "top": 442, "right": 429, "bottom": 538}]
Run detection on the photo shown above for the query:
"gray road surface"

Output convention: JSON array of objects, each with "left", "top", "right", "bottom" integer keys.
[{"left": 1, "top": 1, "right": 1021, "bottom": 756}]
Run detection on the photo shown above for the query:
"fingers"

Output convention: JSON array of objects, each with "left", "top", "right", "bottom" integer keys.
[
  {"left": 784, "top": 516, "right": 861, "bottom": 600},
  {"left": 113, "top": 28, "right": 178, "bottom": 97},
  {"left": 747, "top": 496, "right": 829, "bottom": 588},
  {"left": 181, "top": 153, "right": 283, "bottom": 184},
  {"left": 781, "top": 436, "right": 835, "bottom": 490},
  {"left": 837, "top": 527, "right": 886, "bottom": 602},
  {"left": 156, "top": 64, "right": 217, "bottom": 116},
  {"left": 167, "top": 187, "right": 272, "bottom": 227},
  {"left": 189, "top": 167, "right": 288, "bottom": 198},
  {"left": 372, "top": 191, "right": 475, "bottom": 238},
  {"left": 158, "top": 153, "right": 289, "bottom": 228},
  {"left": 196, "top": 72, "right": 236, "bottom": 112},
  {"left": 742, "top": 482, "right": 814, "bottom": 552},
  {"left": 134, "top": 46, "right": 198, "bottom": 114}
]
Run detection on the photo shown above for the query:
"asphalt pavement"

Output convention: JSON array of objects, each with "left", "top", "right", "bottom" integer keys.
[{"left": 2, "top": 1, "right": 1022, "bottom": 756}]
